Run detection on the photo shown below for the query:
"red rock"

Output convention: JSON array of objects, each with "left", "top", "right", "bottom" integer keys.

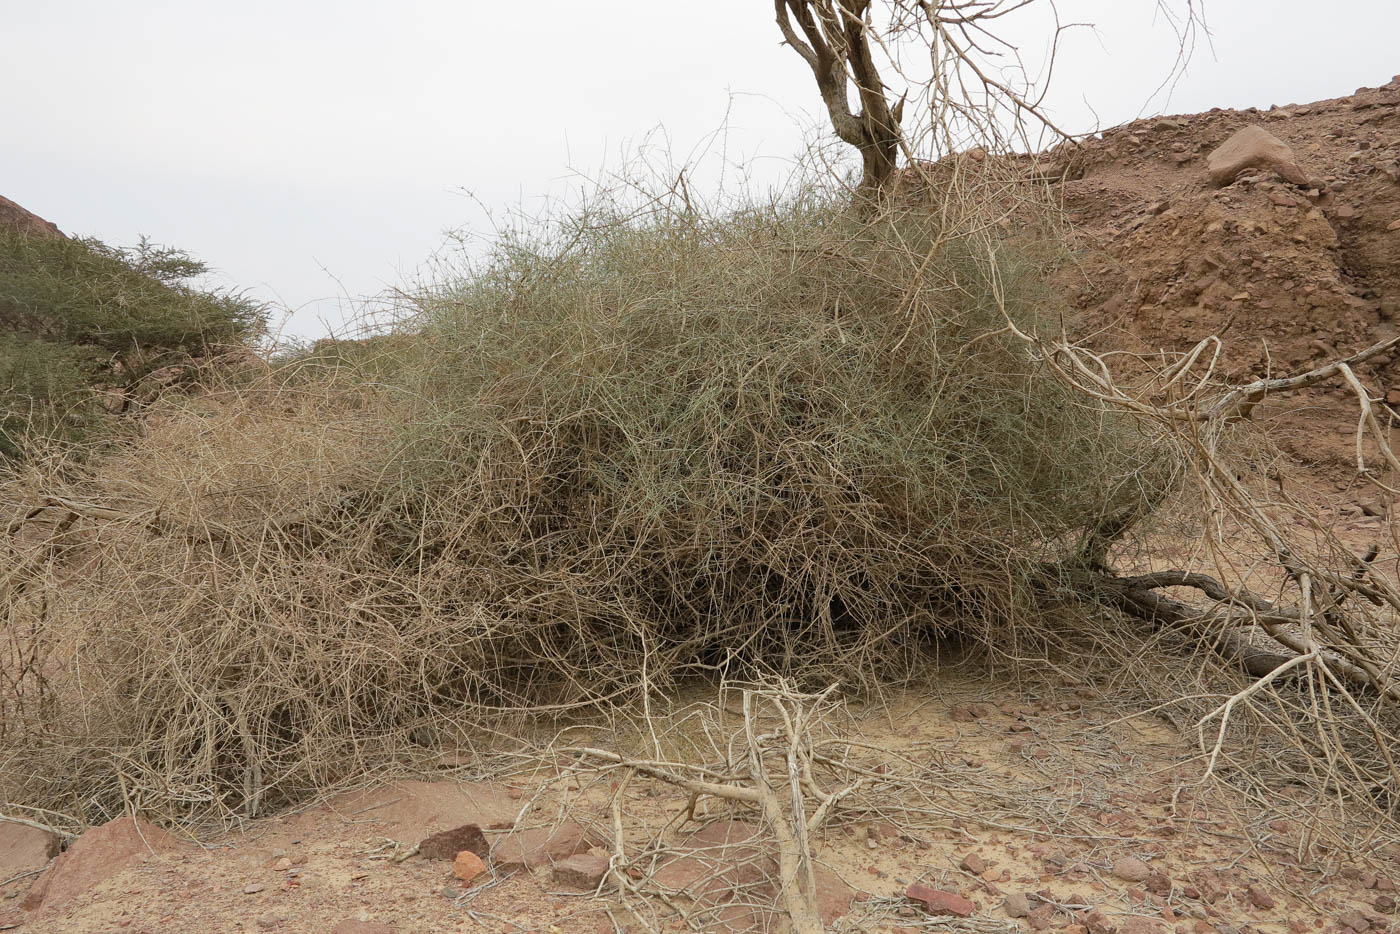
[
  {"left": 419, "top": 824, "right": 489, "bottom": 861},
  {"left": 1027, "top": 903, "right": 1056, "bottom": 930},
  {"left": 1338, "top": 912, "right": 1370, "bottom": 933},
  {"left": 452, "top": 850, "right": 486, "bottom": 883},
  {"left": 1112, "top": 856, "right": 1152, "bottom": 882},
  {"left": 653, "top": 821, "right": 768, "bottom": 880},
  {"left": 647, "top": 819, "right": 857, "bottom": 927},
  {"left": 490, "top": 821, "right": 605, "bottom": 872},
  {"left": 960, "top": 853, "right": 988, "bottom": 874},
  {"left": 812, "top": 864, "right": 857, "bottom": 925},
  {"left": 906, "top": 883, "right": 974, "bottom": 917},
  {"left": 20, "top": 816, "right": 187, "bottom": 914},
  {"left": 1246, "top": 883, "right": 1276, "bottom": 909},
  {"left": 1084, "top": 909, "right": 1116, "bottom": 934},
  {"left": 1145, "top": 871, "right": 1172, "bottom": 896},
  {"left": 552, "top": 850, "right": 611, "bottom": 890},
  {"left": 0, "top": 823, "right": 60, "bottom": 881},
  {"left": 1003, "top": 892, "right": 1034, "bottom": 917},
  {"left": 1188, "top": 870, "right": 1225, "bottom": 903}
]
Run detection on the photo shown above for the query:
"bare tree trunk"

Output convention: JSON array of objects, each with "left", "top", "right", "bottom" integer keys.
[{"left": 775, "top": 0, "right": 904, "bottom": 205}]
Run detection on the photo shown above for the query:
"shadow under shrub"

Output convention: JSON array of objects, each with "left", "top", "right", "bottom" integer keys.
[{"left": 1, "top": 182, "right": 1168, "bottom": 821}]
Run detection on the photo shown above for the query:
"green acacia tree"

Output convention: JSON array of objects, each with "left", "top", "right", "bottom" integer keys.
[{"left": 0, "top": 230, "right": 265, "bottom": 457}]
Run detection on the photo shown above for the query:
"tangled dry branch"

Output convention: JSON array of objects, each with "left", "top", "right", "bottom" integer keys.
[
  {"left": 981, "top": 271, "right": 1400, "bottom": 816},
  {"left": 569, "top": 683, "right": 877, "bottom": 934}
]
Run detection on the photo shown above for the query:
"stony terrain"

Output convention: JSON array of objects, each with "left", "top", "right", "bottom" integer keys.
[
  {"left": 5, "top": 673, "right": 1399, "bottom": 934},
  {"left": 1050, "top": 74, "right": 1400, "bottom": 491},
  {"left": 1055, "top": 75, "right": 1400, "bottom": 382}
]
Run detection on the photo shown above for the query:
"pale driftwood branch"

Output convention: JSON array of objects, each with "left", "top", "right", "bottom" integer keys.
[
  {"left": 570, "top": 685, "right": 865, "bottom": 934},
  {"left": 562, "top": 747, "right": 759, "bottom": 804},
  {"left": 1204, "top": 336, "right": 1400, "bottom": 421},
  {"left": 742, "top": 690, "right": 824, "bottom": 934},
  {"left": 0, "top": 811, "right": 77, "bottom": 842}
]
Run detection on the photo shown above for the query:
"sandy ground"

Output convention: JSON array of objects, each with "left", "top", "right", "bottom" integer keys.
[{"left": 5, "top": 670, "right": 1398, "bottom": 934}]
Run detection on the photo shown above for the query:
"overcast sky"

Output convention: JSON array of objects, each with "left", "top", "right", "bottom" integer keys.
[{"left": 5, "top": 1, "right": 1398, "bottom": 340}]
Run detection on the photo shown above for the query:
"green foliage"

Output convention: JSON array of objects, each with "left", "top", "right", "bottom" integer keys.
[
  {"left": 0, "top": 332, "right": 100, "bottom": 460},
  {"left": 0, "top": 231, "right": 264, "bottom": 457},
  {"left": 376, "top": 182, "right": 1167, "bottom": 682},
  {"left": 0, "top": 231, "right": 263, "bottom": 356}
]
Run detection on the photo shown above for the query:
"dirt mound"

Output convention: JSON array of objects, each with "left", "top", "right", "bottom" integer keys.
[
  {"left": 0, "top": 195, "right": 63, "bottom": 240},
  {"left": 1050, "top": 74, "right": 1400, "bottom": 385}
]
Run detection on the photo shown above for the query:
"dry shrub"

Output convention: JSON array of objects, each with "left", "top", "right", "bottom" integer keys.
[{"left": 0, "top": 173, "right": 1164, "bottom": 822}]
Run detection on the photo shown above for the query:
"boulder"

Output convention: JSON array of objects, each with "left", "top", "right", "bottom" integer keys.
[
  {"left": 1207, "top": 125, "right": 1310, "bottom": 186},
  {"left": 21, "top": 816, "right": 187, "bottom": 914},
  {"left": 0, "top": 822, "right": 61, "bottom": 882},
  {"left": 417, "top": 823, "right": 488, "bottom": 861},
  {"left": 906, "top": 882, "right": 975, "bottom": 917},
  {"left": 551, "top": 850, "right": 611, "bottom": 890},
  {"left": 489, "top": 821, "right": 606, "bottom": 873}
]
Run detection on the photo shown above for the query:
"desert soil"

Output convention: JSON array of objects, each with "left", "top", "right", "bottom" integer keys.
[{"left": 5, "top": 671, "right": 1400, "bottom": 934}]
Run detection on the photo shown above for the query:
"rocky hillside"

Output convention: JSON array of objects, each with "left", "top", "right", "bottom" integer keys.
[
  {"left": 0, "top": 195, "right": 63, "bottom": 240},
  {"left": 1052, "top": 74, "right": 1400, "bottom": 386}
]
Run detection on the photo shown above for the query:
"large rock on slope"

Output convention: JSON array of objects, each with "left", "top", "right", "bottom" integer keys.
[
  {"left": 0, "top": 194, "right": 64, "bottom": 239},
  {"left": 1206, "top": 124, "right": 1311, "bottom": 186}
]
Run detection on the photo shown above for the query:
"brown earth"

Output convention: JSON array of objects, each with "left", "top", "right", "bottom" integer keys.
[
  {"left": 1048, "top": 74, "right": 1400, "bottom": 491},
  {"left": 5, "top": 672, "right": 1398, "bottom": 934},
  {"left": 1054, "top": 74, "right": 1400, "bottom": 382}
]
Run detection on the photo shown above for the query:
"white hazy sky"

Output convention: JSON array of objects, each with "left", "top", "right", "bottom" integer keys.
[{"left": 4, "top": 1, "right": 1398, "bottom": 340}]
